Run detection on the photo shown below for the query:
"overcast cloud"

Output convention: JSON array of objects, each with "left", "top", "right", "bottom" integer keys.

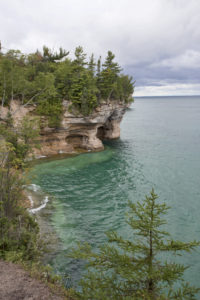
[{"left": 0, "top": 0, "right": 200, "bottom": 96}]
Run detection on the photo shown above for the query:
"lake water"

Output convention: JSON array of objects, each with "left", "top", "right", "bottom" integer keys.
[{"left": 30, "top": 96, "right": 200, "bottom": 288}]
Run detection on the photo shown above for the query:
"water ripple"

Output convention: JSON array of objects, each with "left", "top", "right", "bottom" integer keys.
[{"left": 30, "top": 96, "right": 200, "bottom": 287}]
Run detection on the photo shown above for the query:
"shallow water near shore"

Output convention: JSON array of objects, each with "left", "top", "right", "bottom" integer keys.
[{"left": 30, "top": 96, "right": 200, "bottom": 288}]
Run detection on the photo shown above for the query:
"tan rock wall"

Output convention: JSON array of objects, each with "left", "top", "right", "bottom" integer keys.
[{"left": 0, "top": 100, "right": 129, "bottom": 158}]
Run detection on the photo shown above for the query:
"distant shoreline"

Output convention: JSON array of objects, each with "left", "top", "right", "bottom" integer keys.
[{"left": 134, "top": 94, "right": 200, "bottom": 98}]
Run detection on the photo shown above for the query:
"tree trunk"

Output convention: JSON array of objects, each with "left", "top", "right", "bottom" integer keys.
[
  {"left": 148, "top": 200, "right": 155, "bottom": 294},
  {"left": 2, "top": 73, "right": 6, "bottom": 107},
  {"left": 148, "top": 229, "right": 153, "bottom": 291}
]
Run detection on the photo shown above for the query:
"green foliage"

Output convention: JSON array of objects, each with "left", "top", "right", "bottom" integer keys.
[
  {"left": 97, "top": 51, "right": 121, "bottom": 100},
  {"left": 73, "top": 46, "right": 87, "bottom": 70},
  {"left": 0, "top": 111, "right": 71, "bottom": 298},
  {"left": 0, "top": 126, "right": 43, "bottom": 262},
  {"left": 114, "top": 75, "right": 135, "bottom": 103},
  {"left": 69, "top": 70, "right": 98, "bottom": 116},
  {"left": 33, "top": 72, "right": 63, "bottom": 127},
  {"left": 19, "top": 116, "right": 40, "bottom": 145},
  {"left": 0, "top": 116, "right": 40, "bottom": 168},
  {"left": 36, "top": 97, "right": 63, "bottom": 128},
  {"left": 42, "top": 45, "right": 69, "bottom": 62},
  {"left": 88, "top": 53, "right": 96, "bottom": 76},
  {"left": 55, "top": 59, "right": 73, "bottom": 99},
  {"left": 23, "top": 262, "right": 74, "bottom": 299},
  {"left": 0, "top": 45, "right": 134, "bottom": 120},
  {"left": 69, "top": 190, "right": 200, "bottom": 299}
]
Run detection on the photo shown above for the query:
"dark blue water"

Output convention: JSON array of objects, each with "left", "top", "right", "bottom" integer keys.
[{"left": 31, "top": 96, "right": 200, "bottom": 287}]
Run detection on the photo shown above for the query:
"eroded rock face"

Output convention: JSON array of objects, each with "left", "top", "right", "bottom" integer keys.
[
  {"left": 0, "top": 100, "right": 35, "bottom": 125},
  {"left": 0, "top": 100, "right": 129, "bottom": 157}
]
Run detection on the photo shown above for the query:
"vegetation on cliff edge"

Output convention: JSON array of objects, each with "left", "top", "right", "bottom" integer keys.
[
  {"left": 0, "top": 116, "right": 72, "bottom": 298},
  {"left": 0, "top": 46, "right": 134, "bottom": 126},
  {"left": 0, "top": 117, "right": 41, "bottom": 261}
]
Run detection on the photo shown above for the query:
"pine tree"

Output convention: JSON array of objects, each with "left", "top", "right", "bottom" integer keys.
[
  {"left": 69, "top": 189, "right": 200, "bottom": 300},
  {"left": 112, "top": 75, "right": 135, "bottom": 103},
  {"left": 0, "top": 46, "right": 134, "bottom": 116},
  {"left": 99, "top": 51, "right": 122, "bottom": 101},
  {"left": 69, "top": 47, "right": 98, "bottom": 115},
  {"left": 42, "top": 45, "right": 69, "bottom": 62},
  {"left": 96, "top": 56, "right": 101, "bottom": 77},
  {"left": 96, "top": 56, "right": 102, "bottom": 102},
  {"left": 69, "top": 71, "right": 98, "bottom": 116},
  {"left": 88, "top": 54, "right": 96, "bottom": 77},
  {"left": 102, "top": 50, "right": 121, "bottom": 75},
  {"left": 73, "top": 46, "right": 87, "bottom": 71}
]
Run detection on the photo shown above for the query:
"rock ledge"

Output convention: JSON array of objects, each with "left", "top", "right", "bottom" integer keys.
[{"left": 0, "top": 100, "right": 129, "bottom": 157}]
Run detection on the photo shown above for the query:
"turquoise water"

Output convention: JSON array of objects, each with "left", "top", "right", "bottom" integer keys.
[{"left": 31, "top": 96, "right": 200, "bottom": 287}]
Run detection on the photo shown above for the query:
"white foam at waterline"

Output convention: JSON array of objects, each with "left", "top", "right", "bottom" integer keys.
[
  {"left": 36, "top": 155, "right": 47, "bottom": 159},
  {"left": 29, "top": 196, "right": 49, "bottom": 214},
  {"left": 28, "top": 195, "right": 34, "bottom": 208},
  {"left": 28, "top": 184, "right": 41, "bottom": 192}
]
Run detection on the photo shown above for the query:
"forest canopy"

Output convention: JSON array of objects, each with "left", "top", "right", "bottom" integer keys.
[{"left": 0, "top": 46, "right": 134, "bottom": 125}]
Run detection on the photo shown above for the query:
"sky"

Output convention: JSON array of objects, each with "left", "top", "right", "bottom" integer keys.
[{"left": 0, "top": 0, "right": 200, "bottom": 96}]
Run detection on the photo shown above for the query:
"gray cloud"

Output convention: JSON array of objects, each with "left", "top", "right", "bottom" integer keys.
[{"left": 0, "top": 0, "right": 200, "bottom": 95}]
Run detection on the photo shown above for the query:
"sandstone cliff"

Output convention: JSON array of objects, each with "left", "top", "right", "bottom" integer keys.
[{"left": 0, "top": 100, "right": 129, "bottom": 157}]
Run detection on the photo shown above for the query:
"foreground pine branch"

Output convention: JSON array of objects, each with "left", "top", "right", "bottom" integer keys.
[{"left": 69, "top": 189, "right": 200, "bottom": 300}]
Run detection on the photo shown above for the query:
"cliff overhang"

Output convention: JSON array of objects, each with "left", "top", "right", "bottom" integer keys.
[{"left": 0, "top": 100, "right": 129, "bottom": 158}]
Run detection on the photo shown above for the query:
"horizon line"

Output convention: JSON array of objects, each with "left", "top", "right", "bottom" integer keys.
[{"left": 134, "top": 94, "right": 200, "bottom": 98}]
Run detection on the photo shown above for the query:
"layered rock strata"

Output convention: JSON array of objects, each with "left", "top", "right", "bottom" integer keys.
[{"left": 0, "top": 100, "right": 129, "bottom": 157}]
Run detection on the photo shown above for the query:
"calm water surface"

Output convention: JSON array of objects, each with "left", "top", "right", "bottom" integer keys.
[{"left": 31, "top": 96, "right": 200, "bottom": 287}]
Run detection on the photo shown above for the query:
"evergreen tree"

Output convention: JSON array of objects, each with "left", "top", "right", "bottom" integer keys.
[
  {"left": 73, "top": 46, "right": 87, "bottom": 71},
  {"left": 69, "top": 189, "right": 200, "bottom": 300},
  {"left": 42, "top": 45, "right": 69, "bottom": 62},
  {"left": 96, "top": 56, "right": 101, "bottom": 77},
  {"left": 102, "top": 50, "right": 121, "bottom": 75},
  {"left": 0, "top": 46, "right": 134, "bottom": 116},
  {"left": 55, "top": 59, "right": 73, "bottom": 99},
  {"left": 96, "top": 56, "right": 102, "bottom": 102},
  {"left": 112, "top": 75, "right": 135, "bottom": 103},
  {"left": 69, "top": 70, "right": 98, "bottom": 115},
  {"left": 88, "top": 54, "right": 96, "bottom": 76},
  {"left": 99, "top": 51, "right": 122, "bottom": 100}
]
